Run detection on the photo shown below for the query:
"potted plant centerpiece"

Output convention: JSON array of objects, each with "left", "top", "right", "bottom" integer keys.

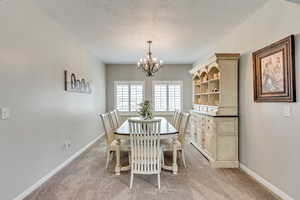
[{"left": 138, "top": 100, "right": 154, "bottom": 120}]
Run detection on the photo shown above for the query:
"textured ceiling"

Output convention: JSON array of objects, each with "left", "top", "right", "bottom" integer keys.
[{"left": 34, "top": 0, "right": 267, "bottom": 64}]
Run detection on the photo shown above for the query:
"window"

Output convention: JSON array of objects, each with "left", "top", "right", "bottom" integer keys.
[
  {"left": 115, "top": 81, "right": 144, "bottom": 112},
  {"left": 153, "top": 81, "right": 182, "bottom": 112}
]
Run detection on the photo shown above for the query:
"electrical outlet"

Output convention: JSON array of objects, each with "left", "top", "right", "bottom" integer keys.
[
  {"left": 67, "top": 141, "right": 71, "bottom": 149},
  {"left": 64, "top": 140, "right": 72, "bottom": 151},
  {"left": 0, "top": 107, "right": 10, "bottom": 120},
  {"left": 283, "top": 105, "right": 291, "bottom": 117},
  {"left": 63, "top": 143, "right": 67, "bottom": 151}
]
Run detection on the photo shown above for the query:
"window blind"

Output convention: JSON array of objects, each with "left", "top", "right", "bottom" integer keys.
[
  {"left": 168, "top": 84, "right": 181, "bottom": 111},
  {"left": 116, "top": 84, "right": 129, "bottom": 112},
  {"left": 153, "top": 81, "right": 182, "bottom": 112},
  {"left": 130, "top": 84, "right": 143, "bottom": 112},
  {"left": 115, "top": 81, "right": 144, "bottom": 112},
  {"left": 154, "top": 84, "right": 168, "bottom": 111}
]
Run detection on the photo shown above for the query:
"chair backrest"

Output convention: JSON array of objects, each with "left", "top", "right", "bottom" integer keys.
[
  {"left": 178, "top": 112, "right": 190, "bottom": 145},
  {"left": 129, "top": 119, "right": 161, "bottom": 174},
  {"left": 171, "top": 110, "right": 178, "bottom": 125},
  {"left": 113, "top": 109, "right": 122, "bottom": 127},
  {"left": 109, "top": 110, "right": 118, "bottom": 130},
  {"left": 174, "top": 111, "right": 182, "bottom": 130},
  {"left": 100, "top": 113, "right": 115, "bottom": 145}
]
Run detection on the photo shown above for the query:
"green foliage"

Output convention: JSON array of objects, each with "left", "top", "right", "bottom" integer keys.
[{"left": 138, "top": 100, "right": 153, "bottom": 119}]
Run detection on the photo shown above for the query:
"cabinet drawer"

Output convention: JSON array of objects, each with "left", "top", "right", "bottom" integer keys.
[
  {"left": 197, "top": 123, "right": 206, "bottom": 130},
  {"left": 206, "top": 117, "right": 216, "bottom": 130},
  {"left": 206, "top": 116, "right": 215, "bottom": 124}
]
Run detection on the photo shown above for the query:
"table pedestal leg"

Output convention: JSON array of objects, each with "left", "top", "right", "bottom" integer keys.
[
  {"left": 115, "top": 139, "right": 121, "bottom": 175},
  {"left": 172, "top": 139, "right": 178, "bottom": 175}
]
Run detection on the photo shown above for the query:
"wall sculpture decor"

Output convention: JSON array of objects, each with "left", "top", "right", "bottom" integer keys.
[
  {"left": 64, "top": 70, "right": 92, "bottom": 94},
  {"left": 253, "top": 35, "right": 296, "bottom": 102}
]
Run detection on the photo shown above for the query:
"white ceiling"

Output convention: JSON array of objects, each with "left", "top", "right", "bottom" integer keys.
[{"left": 34, "top": 0, "right": 267, "bottom": 64}]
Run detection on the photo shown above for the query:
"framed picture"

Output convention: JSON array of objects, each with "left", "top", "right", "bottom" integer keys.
[
  {"left": 64, "top": 70, "right": 92, "bottom": 94},
  {"left": 252, "top": 35, "right": 296, "bottom": 102}
]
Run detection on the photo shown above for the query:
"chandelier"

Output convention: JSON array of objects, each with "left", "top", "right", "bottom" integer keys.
[{"left": 137, "top": 41, "right": 163, "bottom": 77}]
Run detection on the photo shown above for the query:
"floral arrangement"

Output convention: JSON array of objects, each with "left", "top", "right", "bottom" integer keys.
[{"left": 138, "top": 100, "right": 153, "bottom": 119}]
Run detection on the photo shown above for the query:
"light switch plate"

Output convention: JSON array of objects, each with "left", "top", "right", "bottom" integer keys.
[
  {"left": 0, "top": 107, "right": 10, "bottom": 120},
  {"left": 283, "top": 105, "right": 291, "bottom": 117}
]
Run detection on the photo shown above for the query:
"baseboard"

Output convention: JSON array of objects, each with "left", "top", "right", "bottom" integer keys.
[
  {"left": 240, "top": 164, "right": 294, "bottom": 200},
  {"left": 211, "top": 161, "right": 239, "bottom": 168},
  {"left": 13, "top": 133, "right": 104, "bottom": 200}
]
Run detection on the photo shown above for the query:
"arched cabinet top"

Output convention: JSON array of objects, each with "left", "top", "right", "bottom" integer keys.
[
  {"left": 208, "top": 64, "right": 219, "bottom": 74},
  {"left": 198, "top": 69, "right": 208, "bottom": 83},
  {"left": 192, "top": 72, "right": 200, "bottom": 80},
  {"left": 198, "top": 68, "right": 208, "bottom": 76},
  {"left": 208, "top": 65, "right": 220, "bottom": 81}
]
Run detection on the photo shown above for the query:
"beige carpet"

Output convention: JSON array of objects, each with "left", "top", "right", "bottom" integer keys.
[{"left": 25, "top": 137, "right": 279, "bottom": 200}]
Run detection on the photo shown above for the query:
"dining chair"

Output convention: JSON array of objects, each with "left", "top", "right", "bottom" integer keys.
[
  {"left": 109, "top": 110, "right": 119, "bottom": 130},
  {"left": 128, "top": 118, "right": 162, "bottom": 189},
  {"left": 113, "top": 109, "right": 122, "bottom": 127},
  {"left": 162, "top": 112, "right": 190, "bottom": 168},
  {"left": 171, "top": 110, "right": 178, "bottom": 125},
  {"left": 173, "top": 110, "right": 182, "bottom": 130},
  {"left": 100, "top": 112, "right": 130, "bottom": 169}
]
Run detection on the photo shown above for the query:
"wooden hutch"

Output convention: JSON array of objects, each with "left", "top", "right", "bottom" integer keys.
[{"left": 190, "top": 53, "right": 240, "bottom": 168}]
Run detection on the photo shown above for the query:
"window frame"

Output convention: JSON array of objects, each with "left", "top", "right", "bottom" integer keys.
[
  {"left": 114, "top": 81, "right": 145, "bottom": 114},
  {"left": 152, "top": 80, "right": 183, "bottom": 113}
]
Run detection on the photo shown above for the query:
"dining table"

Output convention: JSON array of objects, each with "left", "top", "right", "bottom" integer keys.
[{"left": 114, "top": 117, "right": 179, "bottom": 175}]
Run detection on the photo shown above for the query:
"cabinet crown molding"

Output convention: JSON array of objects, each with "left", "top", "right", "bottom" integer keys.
[{"left": 190, "top": 53, "right": 240, "bottom": 74}]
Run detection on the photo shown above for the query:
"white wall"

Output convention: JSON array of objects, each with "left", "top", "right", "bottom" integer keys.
[
  {"left": 105, "top": 64, "right": 193, "bottom": 114},
  {"left": 0, "top": 1, "right": 105, "bottom": 200},
  {"left": 195, "top": 0, "right": 300, "bottom": 199}
]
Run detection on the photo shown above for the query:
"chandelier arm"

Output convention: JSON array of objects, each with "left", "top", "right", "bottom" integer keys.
[
  {"left": 151, "top": 65, "right": 154, "bottom": 74},
  {"left": 142, "top": 66, "right": 148, "bottom": 73},
  {"left": 152, "top": 65, "right": 160, "bottom": 73}
]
